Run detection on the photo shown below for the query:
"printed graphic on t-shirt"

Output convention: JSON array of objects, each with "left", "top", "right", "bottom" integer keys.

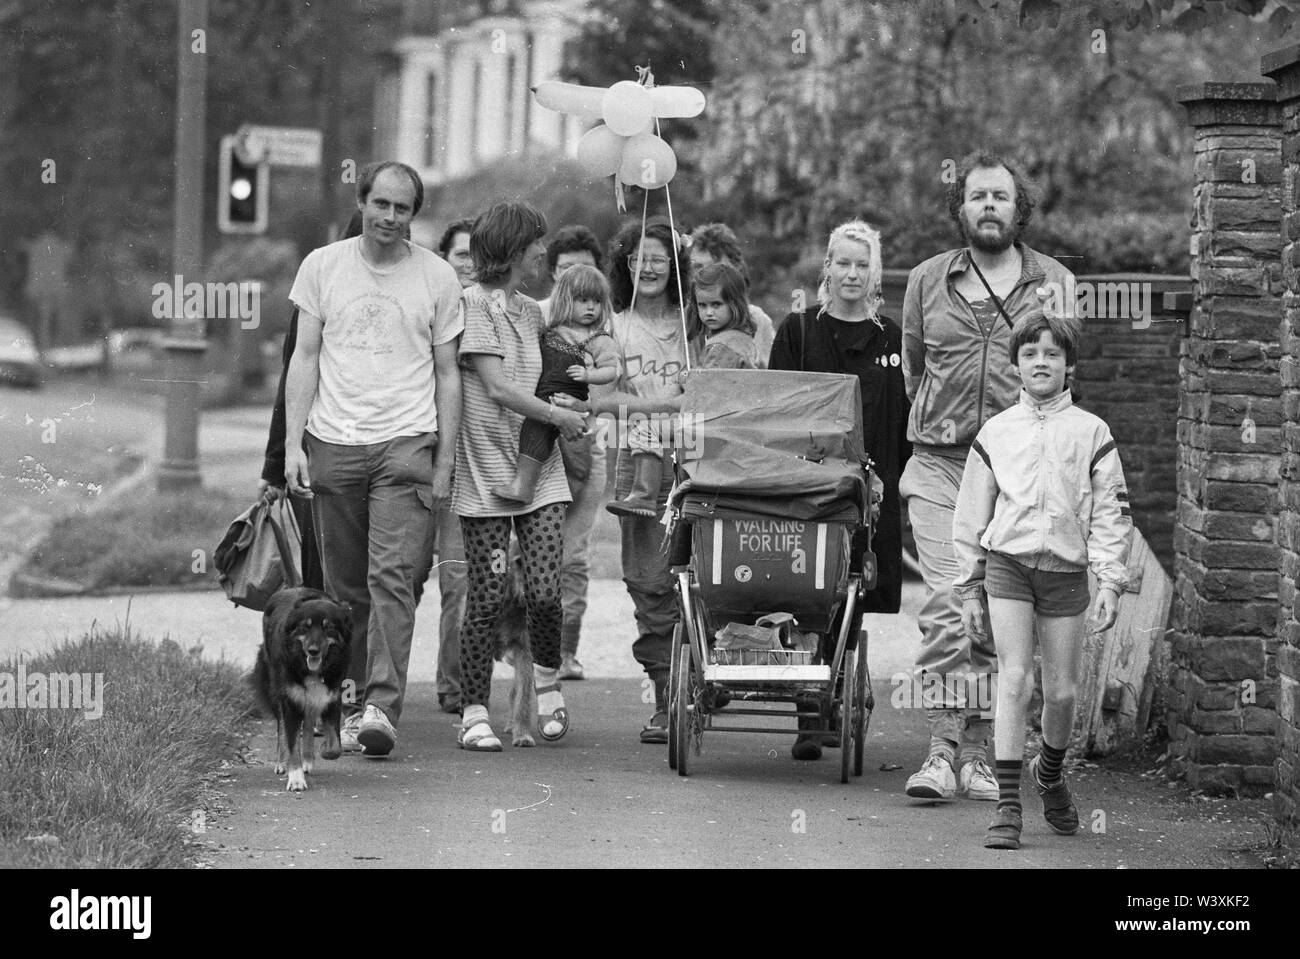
[
  {"left": 624, "top": 352, "right": 687, "bottom": 388},
  {"left": 337, "top": 290, "right": 404, "bottom": 355}
]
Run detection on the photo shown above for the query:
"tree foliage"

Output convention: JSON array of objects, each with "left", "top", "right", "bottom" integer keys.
[
  {"left": 690, "top": 0, "right": 1283, "bottom": 308},
  {"left": 0, "top": 0, "right": 404, "bottom": 332}
]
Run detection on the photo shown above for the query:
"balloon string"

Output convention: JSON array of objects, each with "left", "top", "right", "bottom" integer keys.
[
  {"left": 629, "top": 188, "right": 649, "bottom": 316},
  {"left": 661, "top": 167, "right": 691, "bottom": 372}
]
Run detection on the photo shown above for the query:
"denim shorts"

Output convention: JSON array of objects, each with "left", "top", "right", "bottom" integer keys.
[{"left": 984, "top": 551, "right": 1089, "bottom": 616}]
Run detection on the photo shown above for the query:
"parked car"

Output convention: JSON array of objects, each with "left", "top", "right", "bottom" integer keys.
[
  {"left": 44, "top": 340, "right": 107, "bottom": 372},
  {"left": 44, "top": 327, "right": 166, "bottom": 374},
  {"left": 0, "top": 316, "right": 42, "bottom": 388},
  {"left": 107, "top": 328, "right": 166, "bottom": 373}
]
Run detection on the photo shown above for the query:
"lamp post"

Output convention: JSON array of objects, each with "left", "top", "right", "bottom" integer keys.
[{"left": 157, "top": 0, "right": 209, "bottom": 491}]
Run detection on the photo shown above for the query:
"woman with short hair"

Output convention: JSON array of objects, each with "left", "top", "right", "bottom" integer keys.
[{"left": 453, "top": 201, "right": 589, "bottom": 751}]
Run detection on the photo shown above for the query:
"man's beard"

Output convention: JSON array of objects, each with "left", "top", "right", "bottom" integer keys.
[{"left": 963, "top": 212, "right": 1019, "bottom": 253}]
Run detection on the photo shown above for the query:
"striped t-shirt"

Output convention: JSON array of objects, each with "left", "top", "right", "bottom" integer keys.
[{"left": 452, "top": 285, "right": 570, "bottom": 517}]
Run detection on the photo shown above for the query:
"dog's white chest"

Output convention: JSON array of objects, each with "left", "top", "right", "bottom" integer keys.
[{"left": 288, "top": 675, "right": 334, "bottom": 714}]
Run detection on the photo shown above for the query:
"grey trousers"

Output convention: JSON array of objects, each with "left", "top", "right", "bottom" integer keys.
[
  {"left": 614, "top": 447, "right": 676, "bottom": 705},
  {"left": 305, "top": 430, "right": 437, "bottom": 725},
  {"left": 432, "top": 503, "right": 467, "bottom": 705},
  {"left": 899, "top": 450, "right": 997, "bottom": 751}
]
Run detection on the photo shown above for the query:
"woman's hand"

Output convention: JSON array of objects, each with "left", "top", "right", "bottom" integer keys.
[
  {"left": 551, "top": 405, "right": 588, "bottom": 442},
  {"left": 567, "top": 364, "right": 589, "bottom": 383}
]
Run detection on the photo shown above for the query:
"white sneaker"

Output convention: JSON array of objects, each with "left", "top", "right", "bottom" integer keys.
[
  {"left": 959, "top": 758, "right": 1000, "bottom": 801},
  {"left": 905, "top": 754, "right": 956, "bottom": 800},
  {"left": 340, "top": 712, "right": 363, "bottom": 753},
  {"left": 357, "top": 703, "right": 396, "bottom": 756}
]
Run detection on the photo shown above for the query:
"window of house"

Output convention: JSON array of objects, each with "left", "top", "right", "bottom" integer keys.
[
  {"left": 503, "top": 50, "right": 516, "bottom": 155},
  {"left": 471, "top": 58, "right": 483, "bottom": 162},
  {"left": 423, "top": 71, "right": 438, "bottom": 169}
]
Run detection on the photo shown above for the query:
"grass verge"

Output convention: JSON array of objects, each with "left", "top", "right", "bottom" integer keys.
[
  {"left": 0, "top": 627, "right": 255, "bottom": 867},
  {"left": 17, "top": 483, "right": 248, "bottom": 591}
]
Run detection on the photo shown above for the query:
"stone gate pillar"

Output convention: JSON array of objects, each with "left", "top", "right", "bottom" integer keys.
[
  {"left": 1170, "top": 82, "right": 1282, "bottom": 793},
  {"left": 1263, "top": 47, "right": 1300, "bottom": 825}
]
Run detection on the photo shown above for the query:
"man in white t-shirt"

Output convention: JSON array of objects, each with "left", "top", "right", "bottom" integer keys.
[{"left": 284, "top": 161, "right": 464, "bottom": 757}]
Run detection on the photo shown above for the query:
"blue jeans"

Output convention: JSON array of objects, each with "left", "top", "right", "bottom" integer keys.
[
  {"left": 305, "top": 431, "right": 437, "bottom": 725},
  {"left": 561, "top": 441, "right": 607, "bottom": 656}
]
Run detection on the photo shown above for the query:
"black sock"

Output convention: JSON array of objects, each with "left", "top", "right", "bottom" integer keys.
[
  {"left": 1038, "top": 741, "right": 1067, "bottom": 787},
  {"left": 995, "top": 759, "right": 1022, "bottom": 814}
]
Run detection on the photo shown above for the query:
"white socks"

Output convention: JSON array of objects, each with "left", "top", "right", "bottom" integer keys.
[
  {"left": 535, "top": 665, "right": 563, "bottom": 709},
  {"left": 462, "top": 704, "right": 489, "bottom": 728},
  {"left": 535, "top": 665, "right": 565, "bottom": 737}
]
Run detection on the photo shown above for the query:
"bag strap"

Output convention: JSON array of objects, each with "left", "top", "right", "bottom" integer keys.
[
  {"left": 265, "top": 499, "right": 303, "bottom": 588},
  {"left": 967, "top": 256, "right": 1017, "bottom": 333}
]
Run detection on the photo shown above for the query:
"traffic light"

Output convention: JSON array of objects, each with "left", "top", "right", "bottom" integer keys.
[{"left": 218, "top": 134, "right": 268, "bottom": 234}]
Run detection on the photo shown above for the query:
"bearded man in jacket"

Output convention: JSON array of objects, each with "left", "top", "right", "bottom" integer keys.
[{"left": 899, "top": 151, "right": 1077, "bottom": 802}]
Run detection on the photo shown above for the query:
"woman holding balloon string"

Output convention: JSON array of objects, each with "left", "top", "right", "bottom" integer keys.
[{"left": 552, "top": 216, "right": 699, "bottom": 745}]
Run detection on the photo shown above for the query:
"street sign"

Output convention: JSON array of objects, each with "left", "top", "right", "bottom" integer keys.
[{"left": 234, "top": 124, "right": 322, "bottom": 167}]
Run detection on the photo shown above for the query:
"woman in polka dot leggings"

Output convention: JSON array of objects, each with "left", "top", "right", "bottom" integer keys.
[{"left": 452, "top": 202, "right": 589, "bottom": 751}]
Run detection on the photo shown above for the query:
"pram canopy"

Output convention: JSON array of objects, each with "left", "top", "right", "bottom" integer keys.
[{"left": 673, "top": 369, "right": 871, "bottom": 521}]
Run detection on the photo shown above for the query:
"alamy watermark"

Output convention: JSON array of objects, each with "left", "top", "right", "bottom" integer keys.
[
  {"left": 890, "top": 670, "right": 995, "bottom": 711},
  {"left": 1036, "top": 278, "right": 1154, "bottom": 330},
  {"left": 151, "top": 274, "right": 261, "bottom": 329},
  {"left": 592, "top": 407, "right": 703, "bottom": 455},
  {"left": 0, "top": 666, "right": 105, "bottom": 720}
]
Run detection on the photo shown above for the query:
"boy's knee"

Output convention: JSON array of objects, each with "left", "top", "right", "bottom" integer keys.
[{"left": 1043, "top": 683, "right": 1078, "bottom": 710}]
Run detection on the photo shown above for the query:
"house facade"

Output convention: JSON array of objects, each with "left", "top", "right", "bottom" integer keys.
[{"left": 374, "top": 0, "right": 590, "bottom": 241}]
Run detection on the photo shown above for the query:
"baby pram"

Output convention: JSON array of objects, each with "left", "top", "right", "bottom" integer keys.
[{"left": 664, "top": 369, "right": 879, "bottom": 782}]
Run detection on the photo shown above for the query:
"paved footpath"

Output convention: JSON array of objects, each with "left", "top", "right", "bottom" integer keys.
[
  {"left": 0, "top": 580, "right": 1272, "bottom": 869},
  {"left": 204, "top": 676, "right": 1269, "bottom": 870},
  {"left": 0, "top": 389, "right": 1276, "bottom": 870}
]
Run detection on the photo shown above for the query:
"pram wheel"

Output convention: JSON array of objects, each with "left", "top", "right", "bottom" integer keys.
[
  {"left": 853, "top": 633, "right": 869, "bottom": 776},
  {"left": 672, "top": 638, "right": 699, "bottom": 777},
  {"left": 667, "top": 626, "right": 681, "bottom": 771},
  {"left": 839, "top": 648, "right": 855, "bottom": 784}
]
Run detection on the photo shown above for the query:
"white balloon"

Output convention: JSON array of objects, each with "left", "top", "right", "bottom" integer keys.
[
  {"left": 533, "top": 80, "right": 605, "bottom": 118},
  {"left": 602, "top": 81, "right": 654, "bottom": 137},
  {"left": 649, "top": 85, "right": 706, "bottom": 118},
  {"left": 575, "top": 125, "right": 626, "bottom": 178},
  {"left": 618, "top": 133, "right": 677, "bottom": 189}
]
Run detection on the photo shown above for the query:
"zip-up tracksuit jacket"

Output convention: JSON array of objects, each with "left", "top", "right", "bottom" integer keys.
[
  {"left": 952, "top": 389, "right": 1132, "bottom": 602},
  {"left": 903, "top": 243, "right": 1076, "bottom": 451}
]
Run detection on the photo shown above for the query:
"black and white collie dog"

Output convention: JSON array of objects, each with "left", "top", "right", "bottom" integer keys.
[{"left": 251, "top": 587, "right": 352, "bottom": 791}]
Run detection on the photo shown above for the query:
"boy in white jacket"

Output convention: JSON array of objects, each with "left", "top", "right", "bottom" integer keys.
[{"left": 952, "top": 310, "right": 1131, "bottom": 850}]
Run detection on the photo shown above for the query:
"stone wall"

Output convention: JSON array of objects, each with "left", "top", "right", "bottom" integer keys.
[
  {"left": 1168, "top": 82, "right": 1282, "bottom": 795},
  {"left": 881, "top": 270, "right": 1186, "bottom": 572},
  {"left": 1071, "top": 279, "right": 1186, "bottom": 572}
]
